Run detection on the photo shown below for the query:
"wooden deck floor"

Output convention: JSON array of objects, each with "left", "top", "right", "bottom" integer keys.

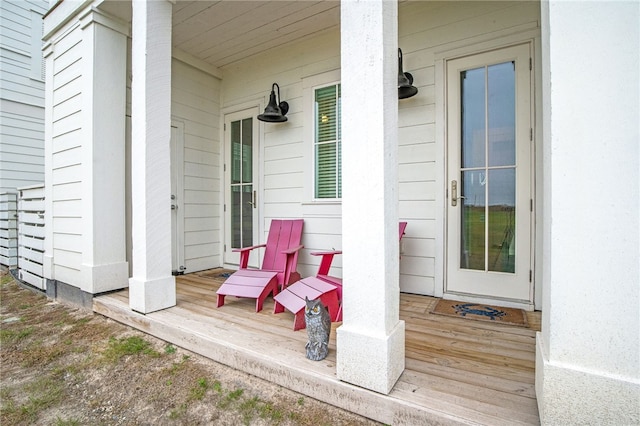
[{"left": 93, "top": 269, "right": 541, "bottom": 425}]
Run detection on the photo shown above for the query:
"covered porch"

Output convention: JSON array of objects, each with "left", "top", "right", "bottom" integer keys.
[{"left": 94, "top": 270, "right": 541, "bottom": 425}]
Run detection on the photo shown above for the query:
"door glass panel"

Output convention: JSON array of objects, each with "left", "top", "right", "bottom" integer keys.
[
  {"left": 488, "top": 62, "right": 516, "bottom": 167},
  {"left": 230, "top": 118, "right": 253, "bottom": 248},
  {"left": 460, "top": 61, "right": 517, "bottom": 274},
  {"left": 488, "top": 168, "right": 516, "bottom": 272},
  {"left": 461, "top": 68, "right": 486, "bottom": 169},
  {"left": 460, "top": 170, "right": 486, "bottom": 271},
  {"left": 231, "top": 121, "right": 241, "bottom": 184},
  {"left": 242, "top": 118, "right": 253, "bottom": 182}
]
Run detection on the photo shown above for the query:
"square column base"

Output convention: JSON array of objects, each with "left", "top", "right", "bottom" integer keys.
[
  {"left": 337, "top": 320, "right": 405, "bottom": 394},
  {"left": 129, "top": 275, "right": 176, "bottom": 314},
  {"left": 81, "top": 261, "right": 129, "bottom": 294},
  {"left": 536, "top": 334, "right": 640, "bottom": 425}
]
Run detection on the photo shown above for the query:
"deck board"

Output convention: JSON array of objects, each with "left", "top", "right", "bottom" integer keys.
[{"left": 93, "top": 269, "right": 541, "bottom": 425}]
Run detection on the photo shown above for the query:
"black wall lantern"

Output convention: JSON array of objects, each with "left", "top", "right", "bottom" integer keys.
[
  {"left": 257, "top": 83, "right": 289, "bottom": 122},
  {"left": 398, "top": 48, "right": 418, "bottom": 99}
]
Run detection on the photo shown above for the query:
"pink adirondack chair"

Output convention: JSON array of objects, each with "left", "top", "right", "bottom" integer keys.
[
  {"left": 322, "top": 221, "right": 407, "bottom": 321},
  {"left": 399, "top": 221, "right": 407, "bottom": 259},
  {"left": 274, "top": 222, "right": 407, "bottom": 329},
  {"left": 216, "top": 219, "right": 304, "bottom": 312},
  {"left": 314, "top": 221, "right": 406, "bottom": 288}
]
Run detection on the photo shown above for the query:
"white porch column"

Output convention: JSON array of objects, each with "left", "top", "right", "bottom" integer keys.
[
  {"left": 537, "top": 1, "right": 640, "bottom": 424},
  {"left": 129, "top": 0, "right": 176, "bottom": 313},
  {"left": 79, "top": 8, "right": 129, "bottom": 294},
  {"left": 337, "top": 0, "right": 404, "bottom": 394}
]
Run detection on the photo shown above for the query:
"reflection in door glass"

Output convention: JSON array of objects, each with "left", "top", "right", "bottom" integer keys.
[
  {"left": 230, "top": 118, "right": 253, "bottom": 248},
  {"left": 461, "top": 68, "right": 486, "bottom": 169},
  {"left": 231, "top": 185, "right": 253, "bottom": 248},
  {"left": 488, "top": 62, "right": 516, "bottom": 167},
  {"left": 460, "top": 61, "right": 517, "bottom": 274},
  {"left": 488, "top": 169, "right": 515, "bottom": 273},
  {"left": 460, "top": 170, "right": 486, "bottom": 271}
]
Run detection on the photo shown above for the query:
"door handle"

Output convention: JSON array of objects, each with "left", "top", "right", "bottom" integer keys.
[
  {"left": 451, "top": 180, "right": 465, "bottom": 206},
  {"left": 247, "top": 190, "right": 256, "bottom": 208}
]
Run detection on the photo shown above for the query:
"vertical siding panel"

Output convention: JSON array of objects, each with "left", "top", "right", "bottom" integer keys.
[
  {"left": 172, "top": 59, "right": 221, "bottom": 272},
  {"left": 47, "top": 22, "right": 84, "bottom": 284}
]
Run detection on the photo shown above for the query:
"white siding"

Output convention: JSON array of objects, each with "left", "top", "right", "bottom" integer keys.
[
  {"left": 221, "top": 28, "right": 341, "bottom": 278},
  {"left": 397, "top": 1, "right": 540, "bottom": 295},
  {"left": 221, "top": 2, "right": 540, "bottom": 295},
  {"left": 124, "top": 50, "right": 221, "bottom": 277},
  {"left": 39, "top": 1, "right": 540, "bottom": 297},
  {"left": 47, "top": 20, "right": 84, "bottom": 286},
  {"left": 0, "top": 0, "right": 48, "bottom": 192},
  {"left": 171, "top": 59, "right": 221, "bottom": 273}
]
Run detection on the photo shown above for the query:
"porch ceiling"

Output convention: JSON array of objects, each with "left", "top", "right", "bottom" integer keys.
[{"left": 99, "top": 0, "right": 340, "bottom": 69}]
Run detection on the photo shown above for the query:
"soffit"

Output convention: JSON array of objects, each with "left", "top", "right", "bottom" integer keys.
[{"left": 98, "top": 0, "right": 340, "bottom": 69}]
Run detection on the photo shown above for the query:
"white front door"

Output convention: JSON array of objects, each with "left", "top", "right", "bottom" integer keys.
[
  {"left": 170, "top": 122, "right": 185, "bottom": 274},
  {"left": 223, "top": 109, "right": 260, "bottom": 267},
  {"left": 446, "top": 43, "right": 534, "bottom": 306}
]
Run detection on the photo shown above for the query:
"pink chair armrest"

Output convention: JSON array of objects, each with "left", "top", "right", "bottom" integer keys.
[
  {"left": 311, "top": 250, "right": 342, "bottom": 277},
  {"left": 310, "top": 250, "right": 342, "bottom": 256},
  {"left": 399, "top": 221, "right": 408, "bottom": 240},
  {"left": 282, "top": 244, "right": 304, "bottom": 255},
  {"left": 233, "top": 244, "right": 267, "bottom": 269},
  {"left": 280, "top": 244, "right": 304, "bottom": 289},
  {"left": 232, "top": 244, "right": 267, "bottom": 253}
]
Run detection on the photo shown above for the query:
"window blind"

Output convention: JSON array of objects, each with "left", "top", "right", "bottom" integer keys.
[{"left": 315, "top": 84, "right": 341, "bottom": 198}]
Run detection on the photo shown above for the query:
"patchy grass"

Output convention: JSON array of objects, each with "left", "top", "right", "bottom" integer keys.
[
  {"left": 102, "top": 335, "right": 160, "bottom": 362},
  {"left": 188, "top": 377, "right": 210, "bottom": 401},
  {"left": 0, "top": 326, "right": 33, "bottom": 343},
  {"left": 54, "top": 417, "right": 80, "bottom": 426},
  {"left": 1, "top": 269, "right": 381, "bottom": 425},
  {"left": 1, "top": 272, "right": 13, "bottom": 286},
  {"left": 1, "top": 371, "right": 66, "bottom": 424}
]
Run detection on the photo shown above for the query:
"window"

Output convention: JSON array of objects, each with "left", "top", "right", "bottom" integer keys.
[{"left": 314, "top": 84, "right": 341, "bottom": 199}]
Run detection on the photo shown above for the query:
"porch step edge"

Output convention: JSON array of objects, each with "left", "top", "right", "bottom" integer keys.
[{"left": 93, "top": 293, "right": 478, "bottom": 425}]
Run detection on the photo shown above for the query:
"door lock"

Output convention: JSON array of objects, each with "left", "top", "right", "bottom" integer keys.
[{"left": 451, "top": 180, "right": 465, "bottom": 206}]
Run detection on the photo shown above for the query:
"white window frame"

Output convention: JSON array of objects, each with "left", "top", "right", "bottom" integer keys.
[
  {"left": 312, "top": 82, "right": 341, "bottom": 200},
  {"left": 303, "top": 70, "right": 342, "bottom": 204}
]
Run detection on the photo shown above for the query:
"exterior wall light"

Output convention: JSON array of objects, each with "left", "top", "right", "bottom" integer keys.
[
  {"left": 398, "top": 48, "right": 418, "bottom": 99},
  {"left": 257, "top": 83, "right": 289, "bottom": 122}
]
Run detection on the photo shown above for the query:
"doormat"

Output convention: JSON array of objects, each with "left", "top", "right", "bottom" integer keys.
[
  {"left": 431, "top": 299, "right": 528, "bottom": 327},
  {"left": 197, "top": 269, "right": 233, "bottom": 282}
]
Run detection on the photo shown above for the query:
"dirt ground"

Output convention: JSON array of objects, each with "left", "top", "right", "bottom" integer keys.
[{"left": 0, "top": 269, "right": 382, "bottom": 426}]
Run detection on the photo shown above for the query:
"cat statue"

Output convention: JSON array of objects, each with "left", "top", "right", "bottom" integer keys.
[{"left": 304, "top": 296, "right": 331, "bottom": 361}]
